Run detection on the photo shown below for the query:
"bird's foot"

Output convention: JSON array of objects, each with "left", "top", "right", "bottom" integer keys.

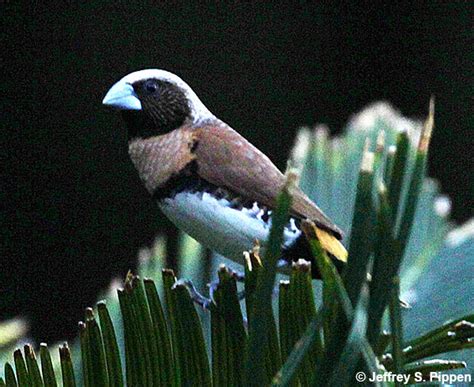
[
  {"left": 173, "top": 279, "right": 213, "bottom": 310},
  {"left": 174, "top": 267, "right": 247, "bottom": 310},
  {"left": 227, "top": 267, "right": 245, "bottom": 282},
  {"left": 207, "top": 279, "right": 219, "bottom": 305},
  {"left": 175, "top": 260, "right": 286, "bottom": 310},
  {"left": 208, "top": 270, "right": 246, "bottom": 301}
]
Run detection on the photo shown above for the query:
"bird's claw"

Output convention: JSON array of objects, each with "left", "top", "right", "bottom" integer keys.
[
  {"left": 207, "top": 279, "right": 219, "bottom": 305},
  {"left": 174, "top": 266, "right": 281, "bottom": 310},
  {"left": 228, "top": 268, "right": 245, "bottom": 282},
  {"left": 173, "top": 279, "right": 213, "bottom": 310}
]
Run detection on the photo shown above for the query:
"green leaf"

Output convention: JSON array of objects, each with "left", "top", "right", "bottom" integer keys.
[
  {"left": 302, "top": 222, "right": 352, "bottom": 385},
  {"left": 84, "top": 308, "right": 108, "bottom": 387},
  {"left": 278, "top": 261, "right": 320, "bottom": 387},
  {"left": 39, "top": 344, "right": 57, "bottom": 387},
  {"left": 327, "top": 285, "right": 369, "bottom": 386},
  {"left": 388, "top": 278, "right": 404, "bottom": 380},
  {"left": 23, "top": 345, "right": 42, "bottom": 387},
  {"left": 312, "top": 127, "right": 331, "bottom": 211},
  {"left": 406, "top": 314, "right": 474, "bottom": 350},
  {"left": 211, "top": 266, "right": 247, "bottom": 386},
  {"left": 117, "top": 289, "right": 143, "bottom": 386},
  {"left": 344, "top": 146, "right": 375, "bottom": 306},
  {"left": 97, "top": 302, "right": 124, "bottom": 387},
  {"left": 162, "top": 269, "right": 211, "bottom": 386},
  {"left": 397, "top": 100, "right": 433, "bottom": 254},
  {"left": 301, "top": 222, "right": 384, "bottom": 385},
  {"left": 367, "top": 184, "right": 398, "bottom": 345},
  {"left": 59, "top": 344, "right": 76, "bottom": 387},
  {"left": 388, "top": 130, "right": 410, "bottom": 222},
  {"left": 126, "top": 276, "right": 159, "bottom": 385},
  {"left": 243, "top": 247, "right": 282, "bottom": 385},
  {"left": 245, "top": 173, "right": 294, "bottom": 386},
  {"left": 79, "top": 322, "right": 91, "bottom": 387},
  {"left": 143, "top": 279, "right": 175, "bottom": 386},
  {"left": 403, "top": 317, "right": 474, "bottom": 364},
  {"left": 273, "top": 310, "right": 325, "bottom": 387},
  {"left": 321, "top": 273, "right": 338, "bottom": 350},
  {"left": 4, "top": 363, "right": 17, "bottom": 387},
  {"left": 383, "top": 146, "right": 396, "bottom": 187},
  {"left": 276, "top": 281, "right": 291, "bottom": 383},
  {"left": 117, "top": 289, "right": 139, "bottom": 386},
  {"left": 13, "top": 349, "right": 29, "bottom": 387},
  {"left": 373, "top": 130, "right": 386, "bottom": 183}
]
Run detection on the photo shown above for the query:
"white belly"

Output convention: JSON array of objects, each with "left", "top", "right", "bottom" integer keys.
[{"left": 158, "top": 191, "right": 301, "bottom": 265}]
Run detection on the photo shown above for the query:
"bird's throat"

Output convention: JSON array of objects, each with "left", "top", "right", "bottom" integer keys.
[{"left": 122, "top": 111, "right": 159, "bottom": 141}]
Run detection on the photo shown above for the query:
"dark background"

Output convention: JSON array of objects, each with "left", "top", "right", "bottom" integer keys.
[{"left": 2, "top": 3, "right": 472, "bottom": 342}]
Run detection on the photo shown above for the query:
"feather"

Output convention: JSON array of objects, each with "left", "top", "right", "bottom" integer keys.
[
  {"left": 193, "top": 123, "right": 344, "bottom": 239},
  {"left": 128, "top": 121, "right": 347, "bottom": 262}
]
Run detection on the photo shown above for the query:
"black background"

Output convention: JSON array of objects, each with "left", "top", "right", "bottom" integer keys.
[{"left": 2, "top": 3, "right": 472, "bottom": 342}]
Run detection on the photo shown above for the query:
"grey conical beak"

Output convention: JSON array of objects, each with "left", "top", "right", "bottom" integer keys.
[{"left": 102, "top": 81, "right": 142, "bottom": 110}]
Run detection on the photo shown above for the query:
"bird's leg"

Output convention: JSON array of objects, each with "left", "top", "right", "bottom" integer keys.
[
  {"left": 173, "top": 279, "right": 212, "bottom": 310},
  {"left": 175, "top": 268, "right": 247, "bottom": 310},
  {"left": 227, "top": 267, "right": 246, "bottom": 282},
  {"left": 178, "top": 244, "right": 290, "bottom": 309},
  {"left": 207, "top": 279, "right": 219, "bottom": 305},
  {"left": 209, "top": 268, "right": 246, "bottom": 301}
]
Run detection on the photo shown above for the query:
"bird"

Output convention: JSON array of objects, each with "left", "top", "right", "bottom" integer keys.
[{"left": 102, "top": 69, "right": 347, "bottom": 279}]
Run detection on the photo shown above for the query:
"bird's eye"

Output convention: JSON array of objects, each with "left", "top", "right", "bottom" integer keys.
[{"left": 144, "top": 80, "right": 158, "bottom": 94}]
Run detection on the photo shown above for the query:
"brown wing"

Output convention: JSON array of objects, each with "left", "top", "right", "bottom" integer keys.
[{"left": 193, "top": 124, "right": 344, "bottom": 239}]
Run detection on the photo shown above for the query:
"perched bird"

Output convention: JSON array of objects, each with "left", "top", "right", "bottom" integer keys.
[{"left": 103, "top": 69, "right": 347, "bottom": 278}]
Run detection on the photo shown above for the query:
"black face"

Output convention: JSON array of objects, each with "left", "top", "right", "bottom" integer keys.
[{"left": 123, "top": 78, "right": 191, "bottom": 139}]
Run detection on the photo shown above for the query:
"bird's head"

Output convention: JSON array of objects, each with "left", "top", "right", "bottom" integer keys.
[{"left": 103, "top": 69, "right": 215, "bottom": 139}]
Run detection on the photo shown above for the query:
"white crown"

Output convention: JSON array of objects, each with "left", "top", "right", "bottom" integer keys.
[{"left": 118, "top": 69, "right": 215, "bottom": 123}]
